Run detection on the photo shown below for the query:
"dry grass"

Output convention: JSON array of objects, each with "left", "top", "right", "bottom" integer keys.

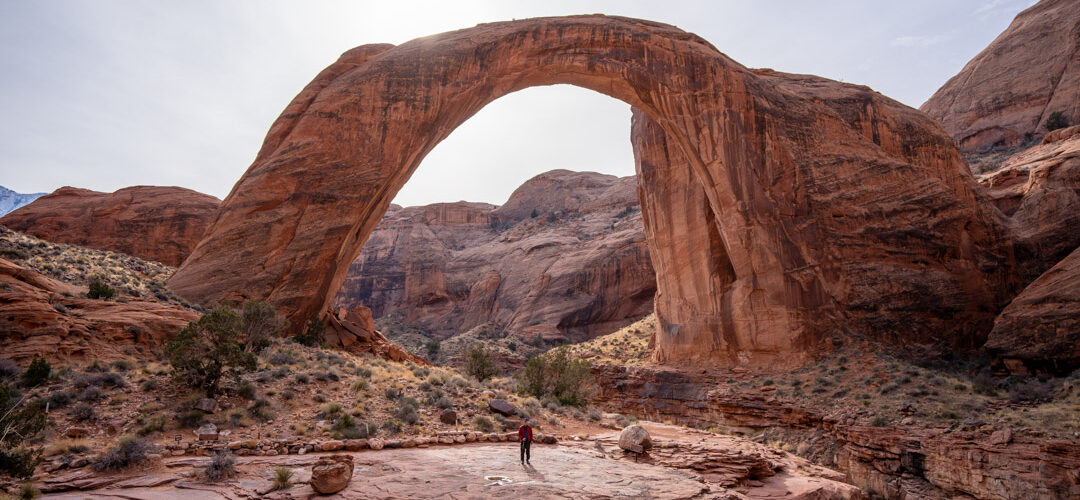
[{"left": 561, "top": 314, "right": 654, "bottom": 365}]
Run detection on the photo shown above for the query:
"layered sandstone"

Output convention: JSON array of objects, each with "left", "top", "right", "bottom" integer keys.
[
  {"left": 332, "top": 170, "right": 654, "bottom": 343},
  {"left": 170, "top": 16, "right": 1014, "bottom": 366},
  {"left": 920, "top": 0, "right": 1080, "bottom": 152},
  {"left": 0, "top": 257, "right": 198, "bottom": 363},
  {"left": 0, "top": 186, "right": 220, "bottom": 266},
  {"left": 985, "top": 246, "right": 1080, "bottom": 375}
]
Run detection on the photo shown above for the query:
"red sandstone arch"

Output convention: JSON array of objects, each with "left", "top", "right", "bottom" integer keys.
[{"left": 169, "top": 16, "right": 1015, "bottom": 365}]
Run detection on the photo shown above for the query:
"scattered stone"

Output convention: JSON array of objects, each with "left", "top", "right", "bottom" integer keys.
[
  {"left": 369, "top": 438, "right": 385, "bottom": 450},
  {"left": 488, "top": 399, "right": 518, "bottom": 416},
  {"left": 319, "top": 440, "right": 344, "bottom": 452},
  {"left": 990, "top": 428, "right": 1013, "bottom": 446},
  {"left": 310, "top": 454, "right": 354, "bottom": 494},
  {"left": 618, "top": 424, "right": 653, "bottom": 454},
  {"left": 440, "top": 408, "right": 457, "bottom": 424},
  {"left": 344, "top": 439, "right": 368, "bottom": 451}
]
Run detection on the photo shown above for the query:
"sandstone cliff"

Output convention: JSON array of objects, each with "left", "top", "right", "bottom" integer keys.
[
  {"left": 333, "top": 170, "right": 655, "bottom": 343},
  {"left": 0, "top": 186, "right": 220, "bottom": 267},
  {"left": 920, "top": 0, "right": 1080, "bottom": 152}
]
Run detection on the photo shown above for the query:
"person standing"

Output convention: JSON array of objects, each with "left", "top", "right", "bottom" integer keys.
[{"left": 518, "top": 417, "right": 533, "bottom": 465}]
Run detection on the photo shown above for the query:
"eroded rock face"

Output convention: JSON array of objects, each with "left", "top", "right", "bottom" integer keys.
[
  {"left": 0, "top": 257, "right": 198, "bottom": 363},
  {"left": 333, "top": 170, "right": 654, "bottom": 342},
  {"left": 0, "top": 186, "right": 220, "bottom": 266},
  {"left": 985, "top": 246, "right": 1080, "bottom": 374},
  {"left": 920, "top": 0, "right": 1080, "bottom": 152},
  {"left": 169, "top": 15, "right": 1013, "bottom": 366}
]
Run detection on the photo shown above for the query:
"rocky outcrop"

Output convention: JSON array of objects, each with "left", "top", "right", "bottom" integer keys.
[
  {"left": 324, "top": 305, "right": 423, "bottom": 363},
  {"left": 333, "top": 170, "right": 654, "bottom": 342},
  {"left": 977, "top": 129, "right": 1080, "bottom": 281},
  {"left": 920, "top": 0, "right": 1080, "bottom": 152},
  {"left": 592, "top": 364, "right": 1080, "bottom": 499},
  {"left": 0, "top": 257, "right": 198, "bottom": 363},
  {"left": 0, "top": 186, "right": 220, "bottom": 266},
  {"left": 985, "top": 246, "right": 1080, "bottom": 375},
  {"left": 170, "top": 16, "right": 1014, "bottom": 366},
  {"left": 0, "top": 186, "right": 45, "bottom": 216}
]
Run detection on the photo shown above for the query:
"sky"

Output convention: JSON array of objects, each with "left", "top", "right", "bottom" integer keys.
[{"left": 0, "top": 0, "right": 1036, "bottom": 207}]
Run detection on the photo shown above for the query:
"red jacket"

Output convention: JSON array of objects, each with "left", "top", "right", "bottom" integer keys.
[{"left": 518, "top": 424, "right": 533, "bottom": 442}]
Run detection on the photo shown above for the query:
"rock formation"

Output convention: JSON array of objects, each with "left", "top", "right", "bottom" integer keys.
[
  {"left": 985, "top": 246, "right": 1080, "bottom": 375},
  {"left": 0, "top": 186, "right": 220, "bottom": 266},
  {"left": 310, "top": 455, "right": 354, "bottom": 494},
  {"left": 0, "top": 257, "right": 198, "bottom": 363},
  {"left": 332, "top": 170, "right": 654, "bottom": 343},
  {"left": 169, "top": 15, "right": 1014, "bottom": 367},
  {"left": 920, "top": 0, "right": 1080, "bottom": 152}
]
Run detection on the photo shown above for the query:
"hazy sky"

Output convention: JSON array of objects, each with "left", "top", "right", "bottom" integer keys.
[{"left": 0, "top": 0, "right": 1035, "bottom": 207}]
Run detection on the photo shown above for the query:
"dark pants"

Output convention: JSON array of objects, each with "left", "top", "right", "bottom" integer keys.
[{"left": 520, "top": 440, "right": 531, "bottom": 463}]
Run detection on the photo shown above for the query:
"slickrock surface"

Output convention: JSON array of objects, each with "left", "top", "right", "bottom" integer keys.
[
  {"left": 0, "top": 186, "right": 220, "bottom": 266},
  {"left": 985, "top": 246, "right": 1080, "bottom": 375},
  {"left": 333, "top": 170, "right": 654, "bottom": 343},
  {"left": 41, "top": 431, "right": 861, "bottom": 499},
  {"left": 592, "top": 364, "right": 1080, "bottom": 499},
  {"left": 170, "top": 16, "right": 1014, "bottom": 366},
  {"left": 0, "top": 257, "right": 197, "bottom": 362},
  {"left": 920, "top": 0, "right": 1080, "bottom": 152},
  {"left": 977, "top": 129, "right": 1080, "bottom": 282}
]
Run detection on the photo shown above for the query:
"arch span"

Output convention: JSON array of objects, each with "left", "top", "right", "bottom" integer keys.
[{"left": 169, "top": 16, "right": 1014, "bottom": 365}]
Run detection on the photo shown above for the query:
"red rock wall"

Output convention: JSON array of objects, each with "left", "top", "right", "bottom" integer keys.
[
  {"left": 0, "top": 186, "right": 220, "bottom": 267},
  {"left": 169, "top": 15, "right": 1015, "bottom": 365},
  {"left": 920, "top": 0, "right": 1080, "bottom": 152}
]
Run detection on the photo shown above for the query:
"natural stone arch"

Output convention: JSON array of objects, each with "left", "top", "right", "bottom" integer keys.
[{"left": 169, "top": 16, "right": 1014, "bottom": 365}]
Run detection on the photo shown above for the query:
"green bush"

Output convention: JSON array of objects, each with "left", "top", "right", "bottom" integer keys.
[
  {"left": 294, "top": 316, "right": 325, "bottom": 347},
  {"left": 472, "top": 415, "right": 494, "bottom": 432},
  {"left": 21, "top": 358, "right": 50, "bottom": 387},
  {"left": 272, "top": 466, "right": 293, "bottom": 490},
  {"left": 87, "top": 277, "right": 116, "bottom": 300},
  {"left": 518, "top": 347, "right": 593, "bottom": 406},
  {"left": 240, "top": 301, "right": 287, "bottom": 353},
  {"left": 1046, "top": 110, "right": 1069, "bottom": 132},
  {"left": 464, "top": 344, "right": 497, "bottom": 382},
  {"left": 0, "top": 384, "right": 46, "bottom": 477},
  {"left": 165, "top": 307, "right": 256, "bottom": 397},
  {"left": 425, "top": 338, "right": 440, "bottom": 359}
]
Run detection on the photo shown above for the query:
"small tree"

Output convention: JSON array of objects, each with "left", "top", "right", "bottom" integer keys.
[
  {"left": 518, "top": 348, "right": 593, "bottom": 406},
  {"left": 1046, "top": 111, "right": 1069, "bottom": 132},
  {"left": 87, "top": 277, "right": 116, "bottom": 300},
  {"left": 165, "top": 307, "right": 255, "bottom": 397},
  {"left": 425, "top": 338, "right": 441, "bottom": 359},
  {"left": 21, "top": 358, "right": 50, "bottom": 387},
  {"left": 464, "top": 344, "right": 498, "bottom": 382},
  {"left": 240, "top": 301, "right": 287, "bottom": 353},
  {"left": 0, "top": 384, "right": 46, "bottom": 478},
  {"left": 294, "top": 316, "right": 325, "bottom": 347}
]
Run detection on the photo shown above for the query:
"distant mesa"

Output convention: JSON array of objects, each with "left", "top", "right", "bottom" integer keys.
[
  {"left": 0, "top": 185, "right": 220, "bottom": 267},
  {"left": 0, "top": 185, "right": 46, "bottom": 216}
]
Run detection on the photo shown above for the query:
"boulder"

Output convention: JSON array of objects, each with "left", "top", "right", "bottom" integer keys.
[
  {"left": 618, "top": 425, "right": 652, "bottom": 454},
  {"left": 488, "top": 399, "right": 518, "bottom": 417},
  {"left": 439, "top": 409, "right": 457, "bottom": 424},
  {"left": 536, "top": 434, "right": 557, "bottom": 445},
  {"left": 990, "top": 428, "right": 1014, "bottom": 446},
  {"left": 368, "top": 438, "right": 385, "bottom": 450},
  {"left": 194, "top": 398, "right": 219, "bottom": 414},
  {"left": 310, "top": 455, "right": 353, "bottom": 494},
  {"left": 319, "top": 440, "right": 344, "bottom": 452},
  {"left": 343, "top": 439, "right": 368, "bottom": 451}
]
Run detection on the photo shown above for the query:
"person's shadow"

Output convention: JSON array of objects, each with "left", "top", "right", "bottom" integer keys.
[{"left": 522, "top": 462, "right": 545, "bottom": 482}]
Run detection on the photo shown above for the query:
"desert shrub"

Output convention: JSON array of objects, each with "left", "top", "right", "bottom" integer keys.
[
  {"left": 17, "top": 483, "right": 41, "bottom": 499},
  {"left": 384, "top": 387, "right": 401, "bottom": 400},
  {"left": 203, "top": 450, "right": 236, "bottom": 482},
  {"left": 295, "top": 373, "right": 310, "bottom": 384},
  {"left": 87, "top": 278, "right": 116, "bottom": 300},
  {"left": 587, "top": 408, "right": 602, "bottom": 421},
  {"left": 78, "top": 386, "right": 105, "bottom": 402},
  {"left": 165, "top": 306, "right": 256, "bottom": 397},
  {"left": 356, "top": 367, "right": 373, "bottom": 378},
  {"left": 0, "top": 359, "right": 19, "bottom": 379},
  {"left": 237, "top": 381, "right": 257, "bottom": 400},
  {"left": 425, "top": 338, "right": 440, "bottom": 359},
  {"left": 0, "top": 385, "right": 46, "bottom": 477},
  {"left": 240, "top": 301, "right": 287, "bottom": 353},
  {"left": 269, "top": 351, "right": 296, "bottom": 365},
  {"left": 435, "top": 396, "right": 454, "bottom": 409},
  {"left": 247, "top": 399, "right": 272, "bottom": 421},
  {"left": 517, "top": 348, "right": 593, "bottom": 406},
  {"left": 1046, "top": 110, "right": 1069, "bottom": 131},
  {"left": 281, "top": 390, "right": 295, "bottom": 401},
  {"left": 1008, "top": 378, "right": 1055, "bottom": 403},
  {"left": 176, "top": 409, "right": 204, "bottom": 428},
  {"left": 337, "top": 420, "right": 369, "bottom": 439},
  {"left": 21, "top": 358, "right": 50, "bottom": 387},
  {"left": 394, "top": 400, "right": 419, "bottom": 425},
  {"left": 110, "top": 360, "right": 132, "bottom": 372},
  {"left": 137, "top": 417, "right": 165, "bottom": 436},
  {"left": 271, "top": 466, "right": 293, "bottom": 490},
  {"left": 463, "top": 344, "right": 497, "bottom": 382},
  {"left": 139, "top": 379, "right": 158, "bottom": 392},
  {"left": 472, "top": 415, "right": 494, "bottom": 432},
  {"left": 351, "top": 379, "right": 369, "bottom": 392},
  {"left": 72, "top": 402, "right": 95, "bottom": 422},
  {"left": 45, "top": 390, "right": 74, "bottom": 409},
  {"left": 381, "top": 419, "right": 402, "bottom": 434},
  {"left": 92, "top": 436, "right": 152, "bottom": 471},
  {"left": 871, "top": 417, "right": 887, "bottom": 427},
  {"left": 293, "top": 316, "right": 325, "bottom": 347},
  {"left": 449, "top": 375, "right": 469, "bottom": 388}
]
